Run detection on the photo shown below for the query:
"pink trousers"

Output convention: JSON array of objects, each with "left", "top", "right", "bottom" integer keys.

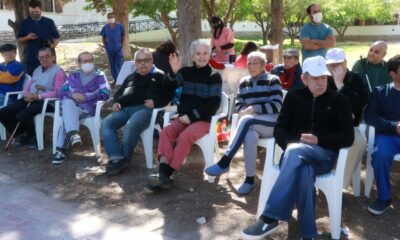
[{"left": 158, "top": 119, "right": 210, "bottom": 170}]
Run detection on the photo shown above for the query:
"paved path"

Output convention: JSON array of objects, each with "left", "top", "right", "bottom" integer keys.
[{"left": 0, "top": 173, "right": 167, "bottom": 240}]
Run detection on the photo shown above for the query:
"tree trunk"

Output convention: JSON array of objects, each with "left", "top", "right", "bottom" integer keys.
[
  {"left": 112, "top": 0, "right": 131, "bottom": 60},
  {"left": 160, "top": 11, "right": 178, "bottom": 47},
  {"left": 271, "top": 0, "right": 283, "bottom": 63},
  {"left": 9, "top": 0, "right": 29, "bottom": 62},
  {"left": 177, "top": 0, "right": 202, "bottom": 67}
]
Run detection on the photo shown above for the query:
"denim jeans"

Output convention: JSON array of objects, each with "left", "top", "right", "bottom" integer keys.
[
  {"left": 372, "top": 134, "right": 400, "bottom": 201},
  {"left": 101, "top": 104, "right": 152, "bottom": 161},
  {"left": 262, "top": 143, "right": 337, "bottom": 238}
]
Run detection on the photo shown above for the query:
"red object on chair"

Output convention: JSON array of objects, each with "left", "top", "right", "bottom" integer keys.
[{"left": 209, "top": 58, "right": 225, "bottom": 69}]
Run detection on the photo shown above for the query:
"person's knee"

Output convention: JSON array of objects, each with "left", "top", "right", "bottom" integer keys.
[{"left": 372, "top": 150, "right": 393, "bottom": 168}]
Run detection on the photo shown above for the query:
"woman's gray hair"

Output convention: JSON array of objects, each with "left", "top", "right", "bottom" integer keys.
[
  {"left": 247, "top": 51, "right": 266, "bottom": 64},
  {"left": 134, "top": 48, "right": 153, "bottom": 60},
  {"left": 189, "top": 39, "right": 211, "bottom": 57}
]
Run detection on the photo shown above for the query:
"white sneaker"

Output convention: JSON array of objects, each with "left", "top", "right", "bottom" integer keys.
[{"left": 70, "top": 134, "right": 82, "bottom": 148}]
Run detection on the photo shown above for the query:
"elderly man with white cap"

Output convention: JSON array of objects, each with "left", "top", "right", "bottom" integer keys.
[
  {"left": 240, "top": 56, "right": 354, "bottom": 240},
  {"left": 326, "top": 48, "right": 369, "bottom": 189}
]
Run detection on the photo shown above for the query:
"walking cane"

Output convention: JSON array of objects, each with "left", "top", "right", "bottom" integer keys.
[{"left": 4, "top": 84, "right": 46, "bottom": 151}]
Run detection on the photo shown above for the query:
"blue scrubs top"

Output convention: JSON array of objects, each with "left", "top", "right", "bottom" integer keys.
[{"left": 100, "top": 22, "right": 125, "bottom": 53}]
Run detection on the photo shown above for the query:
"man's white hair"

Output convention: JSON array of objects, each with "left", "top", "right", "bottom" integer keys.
[{"left": 247, "top": 51, "right": 266, "bottom": 64}]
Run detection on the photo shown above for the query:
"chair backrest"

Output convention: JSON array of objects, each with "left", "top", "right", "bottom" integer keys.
[
  {"left": 23, "top": 74, "right": 31, "bottom": 90},
  {"left": 116, "top": 61, "right": 135, "bottom": 86},
  {"left": 218, "top": 92, "right": 229, "bottom": 116}
]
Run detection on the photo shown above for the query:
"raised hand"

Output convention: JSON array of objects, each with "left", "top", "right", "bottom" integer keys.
[{"left": 169, "top": 53, "right": 181, "bottom": 75}]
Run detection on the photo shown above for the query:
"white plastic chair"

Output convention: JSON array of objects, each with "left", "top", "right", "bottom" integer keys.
[
  {"left": 0, "top": 74, "right": 31, "bottom": 140},
  {"left": 256, "top": 139, "right": 350, "bottom": 240},
  {"left": 140, "top": 104, "right": 176, "bottom": 169},
  {"left": 364, "top": 125, "right": 400, "bottom": 198},
  {"left": 52, "top": 100, "right": 104, "bottom": 157},
  {"left": 116, "top": 61, "right": 135, "bottom": 86},
  {"left": 163, "top": 92, "right": 229, "bottom": 182}
]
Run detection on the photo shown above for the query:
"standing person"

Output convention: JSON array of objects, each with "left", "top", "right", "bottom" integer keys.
[
  {"left": 52, "top": 52, "right": 110, "bottom": 165},
  {"left": 325, "top": 48, "right": 369, "bottom": 191},
  {"left": 147, "top": 39, "right": 222, "bottom": 190},
  {"left": 352, "top": 41, "right": 391, "bottom": 93},
  {"left": 100, "top": 12, "right": 125, "bottom": 82},
  {"left": 0, "top": 47, "right": 65, "bottom": 146},
  {"left": 300, "top": 3, "right": 335, "bottom": 61},
  {"left": 271, "top": 48, "right": 304, "bottom": 91},
  {"left": 364, "top": 54, "right": 400, "bottom": 215},
  {"left": 101, "top": 48, "right": 174, "bottom": 176},
  {"left": 0, "top": 43, "right": 25, "bottom": 105},
  {"left": 17, "top": 0, "right": 60, "bottom": 75},
  {"left": 240, "top": 56, "right": 354, "bottom": 240},
  {"left": 205, "top": 51, "right": 283, "bottom": 195},
  {"left": 210, "top": 16, "right": 234, "bottom": 63}
]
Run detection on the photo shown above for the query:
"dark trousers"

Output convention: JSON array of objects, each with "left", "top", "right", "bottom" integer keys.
[{"left": 0, "top": 98, "right": 45, "bottom": 138}]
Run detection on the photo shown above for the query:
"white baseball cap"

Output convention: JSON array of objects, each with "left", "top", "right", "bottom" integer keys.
[
  {"left": 303, "top": 56, "right": 331, "bottom": 77},
  {"left": 326, "top": 48, "right": 346, "bottom": 64}
]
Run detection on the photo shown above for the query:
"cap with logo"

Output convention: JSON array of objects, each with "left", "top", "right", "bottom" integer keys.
[
  {"left": 325, "top": 48, "right": 346, "bottom": 64},
  {"left": 303, "top": 56, "right": 331, "bottom": 77}
]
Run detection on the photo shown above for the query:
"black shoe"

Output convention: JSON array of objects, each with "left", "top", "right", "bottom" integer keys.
[
  {"left": 147, "top": 172, "right": 173, "bottom": 190},
  {"left": 106, "top": 159, "right": 131, "bottom": 176},
  {"left": 240, "top": 219, "right": 278, "bottom": 240},
  {"left": 368, "top": 199, "right": 392, "bottom": 215},
  {"left": 52, "top": 150, "right": 66, "bottom": 165},
  {"left": 15, "top": 133, "right": 33, "bottom": 146}
]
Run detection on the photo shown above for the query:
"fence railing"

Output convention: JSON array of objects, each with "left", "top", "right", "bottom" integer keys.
[{"left": 58, "top": 18, "right": 177, "bottom": 40}]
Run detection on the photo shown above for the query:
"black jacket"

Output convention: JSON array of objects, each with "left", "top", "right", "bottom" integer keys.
[
  {"left": 113, "top": 67, "right": 174, "bottom": 108},
  {"left": 273, "top": 87, "right": 354, "bottom": 151},
  {"left": 328, "top": 70, "right": 369, "bottom": 126}
]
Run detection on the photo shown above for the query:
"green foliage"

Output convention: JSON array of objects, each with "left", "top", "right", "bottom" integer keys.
[{"left": 131, "top": 0, "right": 176, "bottom": 21}]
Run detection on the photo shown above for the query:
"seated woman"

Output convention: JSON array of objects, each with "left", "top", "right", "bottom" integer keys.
[
  {"left": 205, "top": 51, "right": 283, "bottom": 195},
  {"left": 52, "top": 52, "right": 110, "bottom": 164},
  {"left": 147, "top": 39, "right": 222, "bottom": 190},
  {"left": 234, "top": 41, "right": 258, "bottom": 68}
]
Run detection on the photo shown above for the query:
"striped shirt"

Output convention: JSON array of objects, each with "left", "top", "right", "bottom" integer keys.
[{"left": 235, "top": 72, "right": 283, "bottom": 114}]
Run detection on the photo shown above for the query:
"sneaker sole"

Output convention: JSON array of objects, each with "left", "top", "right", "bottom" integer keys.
[
  {"left": 367, "top": 205, "right": 393, "bottom": 215},
  {"left": 240, "top": 225, "right": 278, "bottom": 240},
  {"left": 52, "top": 160, "right": 65, "bottom": 165}
]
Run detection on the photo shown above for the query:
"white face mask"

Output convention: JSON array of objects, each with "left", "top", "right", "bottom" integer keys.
[
  {"left": 108, "top": 18, "right": 116, "bottom": 24},
  {"left": 312, "top": 12, "right": 323, "bottom": 24},
  {"left": 81, "top": 63, "right": 94, "bottom": 73}
]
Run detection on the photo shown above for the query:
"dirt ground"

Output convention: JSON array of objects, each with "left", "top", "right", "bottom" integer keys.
[{"left": 1, "top": 42, "right": 400, "bottom": 240}]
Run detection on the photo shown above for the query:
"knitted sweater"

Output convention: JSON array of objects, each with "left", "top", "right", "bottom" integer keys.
[
  {"left": 365, "top": 83, "right": 400, "bottom": 135},
  {"left": 167, "top": 64, "right": 222, "bottom": 122},
  {"left": 274, "top": 87, "right": 354, "bottom": 151},
  {"left": 59, "top": 70, "right": 111, "bottom": 116},
  {"left": 235, "top": 72, "right": 283, "bottom": 118}
]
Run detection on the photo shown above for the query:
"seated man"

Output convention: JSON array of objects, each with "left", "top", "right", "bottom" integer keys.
[
  {"left": 101, "top": 48, "right": 174, "bottom": 176},
  {"left": 0, "top": 43, "right": 25, "bottom": 105},
  {"left": 352, "top": 41, "right": 391, "bottom": 93},
  {"left": 52, "top": 51, "right": 110, "bottom": 165},
  {"left": 241, "top": 56, "right": 354, "bottom": 240},
  {"left": 325, "top": 48, "right": 369, "bottom": 189},
  {"left": 205, "top": 51, "right": 283, "bottom": 195},
  {"left": 364, "top": 54, "right": 400, "bottom": 215},
  {"left": 271, "top": 48, "right": 304, "bottom": 91},
  {"left": 0, "top": 47, "right": 65, "bottom": 146}
]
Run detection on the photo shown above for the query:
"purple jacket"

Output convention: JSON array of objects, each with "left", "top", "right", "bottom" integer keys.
[{"left": 60, "top": 70, "right": 110, "bottom": 116}]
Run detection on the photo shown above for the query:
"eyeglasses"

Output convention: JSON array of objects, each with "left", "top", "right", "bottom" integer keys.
[
  {"left": 38, "top": 55, "right": 52, "bottom": 61},
  {"left": 136, "top": 58, "right": 152, "bottom": 64},
  {"left": 247, "top": 61, "right": 262, "bottom": 66},
  {"left": 80, "top": 59, "right": 94, "bottom": 64}
]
